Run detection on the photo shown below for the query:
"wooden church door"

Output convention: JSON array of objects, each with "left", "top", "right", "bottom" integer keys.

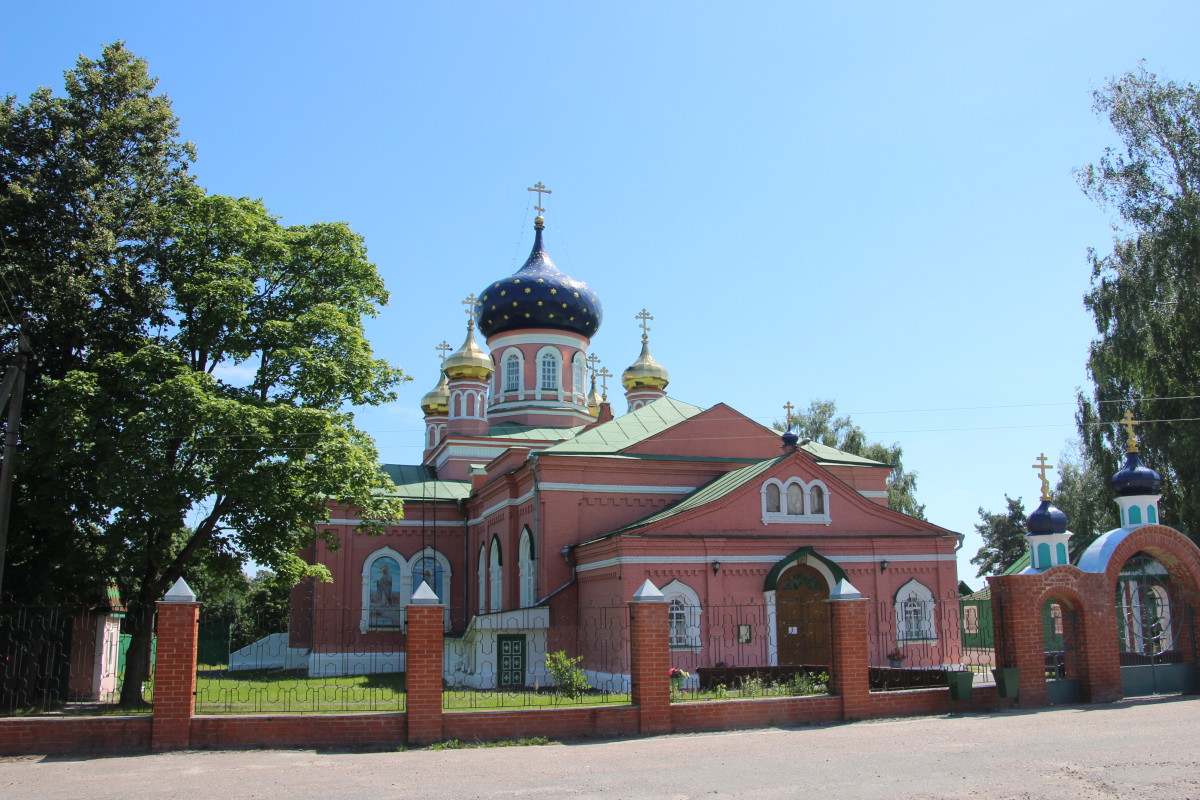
[{"left": 775, "top": 564, "right": 831, "bottom": 666}]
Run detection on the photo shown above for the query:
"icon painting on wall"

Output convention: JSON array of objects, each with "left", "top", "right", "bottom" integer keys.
[{"left": 370, "top": 557, "right": 403, "bottom": 628}]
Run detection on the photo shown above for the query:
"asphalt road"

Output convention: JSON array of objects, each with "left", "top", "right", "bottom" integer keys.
[{"left": 3, "top": 696, "right": 1198, "bottom": 800}]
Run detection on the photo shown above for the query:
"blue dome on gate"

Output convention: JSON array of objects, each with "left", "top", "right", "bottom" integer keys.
[
  {"left": 476, "top": 218, "right": 603, "bottom": 340},
  {"left": 1111, "top": 450, "right": 1162, "bottom": 497},
  {"left": 1026, "top": 500, "right": 1069, "bottom": 535}
]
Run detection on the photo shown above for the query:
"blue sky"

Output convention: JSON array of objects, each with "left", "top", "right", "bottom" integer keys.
[{"left": 6, "top": 1, "right": 1199, "bottom": 588}]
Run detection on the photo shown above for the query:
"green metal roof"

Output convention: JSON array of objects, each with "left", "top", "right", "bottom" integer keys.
[
  {"left": 598, "top": 456, "right": 785, "bottom": 538},
  {"left": 484, "top": 422, "right": 586, "bottom": 441},
  {"left": 540, "top": 396, "right": 706, "bottom": 455},
  {"left": 380, "top": 464, "right": 470, "bottom": 501},
  {"left": 800, "top": 439, "right": 891, "bottom": 468}
]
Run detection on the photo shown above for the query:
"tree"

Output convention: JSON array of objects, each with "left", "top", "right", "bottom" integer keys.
[
  {"left": 1, "top": 44, "right": 406, "bottom": 705},
  {"left": 782, "top": 399, "right": 927, "bottom": 520},
  {"left": 1077, "top": 64, "right": 1200, "bottom": 540},
  {"left": 970, "top": 495, "right": 1027, "bottom": 578},
  {"left": 1052, "top": 436, "right": 1119, "bottom": 557}
]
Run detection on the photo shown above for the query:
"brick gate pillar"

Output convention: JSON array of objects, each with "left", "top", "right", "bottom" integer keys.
[
  {"left": 1078, "top": 572, "right": 1123, "bottom": 702},
  {"left": 405, "top": 582, "right": 444, "bottom": 746},
  {"left": 629, "top": 579, "right": 671, "bottom": 736},
  {"left": 152, "top": 578, "right": 199, "bottom": 751},
  {"left": 827, "top": 581, "right": 870, "bottom": 720},
  {"left": 989, "top": 575, "right": 1048, "bottom": 707}
]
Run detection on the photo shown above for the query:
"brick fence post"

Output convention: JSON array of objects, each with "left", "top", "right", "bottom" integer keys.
[
  {"left": 629, "top": 579, "right": 671, "bottom": 737},
  {"left": 989, "top": 575, "right": 1048, "bottom": 707},
  {"left": 405, "top": 581, "right": 444, "bottom": 746},
  {"left": 826, "top": 580, "right": 870, "bottom": 720},
  {"left": 152, "top": 578, "right": 199, "bottom": 752}
]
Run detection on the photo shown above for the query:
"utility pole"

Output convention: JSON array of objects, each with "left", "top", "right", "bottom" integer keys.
[{"left": 0, "top": 334, "right": 31, "bottom": 599}]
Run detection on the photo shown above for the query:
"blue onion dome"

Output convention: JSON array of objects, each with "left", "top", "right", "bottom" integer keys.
[
  {"left": 1027, "top": 500, "right": 1069, "bottom": 534},
  {"left": 1111, "top": 450, "right": 1162, "bottom": 496},
  {"left": 476, "top": 216, "right": 603, "bottom": 339},
  {"left": 781, "top": 425, "right": 800, "bottom": 448}
]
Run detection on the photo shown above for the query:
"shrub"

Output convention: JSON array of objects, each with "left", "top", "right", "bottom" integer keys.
[{"left": 545, "top": 651, "right": 590, "bottom": 699}]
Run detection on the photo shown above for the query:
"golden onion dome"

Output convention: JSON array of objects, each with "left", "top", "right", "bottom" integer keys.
[
  {"left": 442, "top": 322, "right": 494, "bottom": 381},
  {"left": 621, "top": 338, "right": 669, "bottom": 390},
  {"left": 587, "top": 376, "right": 603, "bottom": 417},
  {"left": 420, "top": 373, "right": 450, "bottom": 415}
]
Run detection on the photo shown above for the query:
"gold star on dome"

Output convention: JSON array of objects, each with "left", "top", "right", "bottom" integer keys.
[
  {"left": 549, "top": 313, "right": 555, "bottom": 318},
  {"left": 500, "top": 290, "right": 506, "bottom": 296},
  {"left": 524, "top": 313, "right": 531, "bottom": 318},
  {"left": 550, "top": 288, "right": 557, "bottom": 294},
  {"left": 573, "top": 291, "right": 580, "bottom": 298},
  {"left": 537, "top": 300, "right": 543, "bottom": 306},
  {"left": 525, "top": 287, "right": 532, "bottom": 293},
  {"left": 514, "top": 279, "right": 521, "bottom": 283},
  {"left": 537, "top": 278, "right": 544, "bottom": 283}
]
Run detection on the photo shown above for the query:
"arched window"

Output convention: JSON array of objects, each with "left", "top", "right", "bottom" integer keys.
[
  {"left": 367, "top": 554, "right": 404, "bottom": 628},
  {"left": 765, "top": 484, "right": 781, "bottom": 513},
  {"left": 787, "top": 483, "right": 804, "bottom": 515},
  {"left": 894, "top": 579, "right": 936, "bottom": 642},
  {"left": 489, "top": 537, "right": 503, "bottom": 612},
  {"left": 540, "top": 350, "right": 559, "bottom": 390},
  {"left": 1129, "top": 505, "right": 1143, "bottom": 524},
  {"left": 477, "top": 544, "right": 487, "bottom": 614},
  {"left": 1037, "top": 542, "right": 1051, "bottom": 568},
  {"left": 572, "top": 354, "right": 586, "bottom": 397},
  {"left": 504, "top": 351, "right": 521, "bottom": 392},
  {"left": 662, "top": 579, "right": 702, "bottom": 649},
  {"left": 518, "top": 528, "right": 536, "bottom": 607},
  {"left": 809, "top": 486, "right": 825, "bottom": 514},
  {"left": 412, "top": 554, "right": 444, "bottom": 600}
]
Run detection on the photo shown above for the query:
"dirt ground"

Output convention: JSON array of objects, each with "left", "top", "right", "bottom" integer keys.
[{"left": 2, "top": 695, "right": 1198, "bottom": 800}]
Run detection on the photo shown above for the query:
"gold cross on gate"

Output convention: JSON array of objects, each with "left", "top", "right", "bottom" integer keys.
[
  {"left": 635, "top": 308, "right": 653, "bottom": 342},
  {"left": 596, "top": 366, "right": 613, "bottom": 400},
  {"left": 462, "top": 293, "right": 480, "bottom": 328},
  {"left": 435, "top": 341, "right": 452, "bottom": 361},
  {"left": 1031, "top": 453, "right": 1054, "bottom": 502},
  {"left": 783, "top": 401, "right": 795, "bottom": 427},
  {"left": 1120, "top": 409, "right": 1141, "bottom": 453},
  {"left": 527, "top": 182, "right": 552, "bottom": 214}
]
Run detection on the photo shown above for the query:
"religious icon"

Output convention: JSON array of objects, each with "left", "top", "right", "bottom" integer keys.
[{"left": 369, "top": 557, "right": 402, "bottom": 628}]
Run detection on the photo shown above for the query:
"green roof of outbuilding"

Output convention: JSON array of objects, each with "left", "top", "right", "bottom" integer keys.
[
  {"left": 593, "top": 456, "right": 786, "bottom": 539},
  {"left": 540, "top": 397, "right": 707, "bottom": 455},
  {"left": 380, "top": 464, "right": 469, "bottom": 501}
]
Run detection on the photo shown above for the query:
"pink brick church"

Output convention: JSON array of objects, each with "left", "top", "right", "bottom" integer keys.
[{"left": 281, "top": 206, "right": 964, "bottom": 689}]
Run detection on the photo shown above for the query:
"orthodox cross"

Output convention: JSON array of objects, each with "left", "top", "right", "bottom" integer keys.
[
  {"left": 1120, "top": 409, "right": 1141, "bottom": 453},
  {"left": 1031, "top": 453, "right": 1054, "bottom": 502},
  {"left": 783, "top": 401, "right": 795, "bottom": 428},
  {"left": 635, "top": 308, "right": 654, "bottom": 342},
  {"left": 596, "top": 366, "right": 613, "bottom": 400},
  {"left": 435, "top": 341, "right": 452, "bottom": 361},
  {"left": 586, "top": 352, "right": 602, "bottom": 376},
  {"left": 527, "top": 182, "right": 552, "bottom": 214},
  {"left": 462, "top": 293, "right": 480, "bottom": 329}
]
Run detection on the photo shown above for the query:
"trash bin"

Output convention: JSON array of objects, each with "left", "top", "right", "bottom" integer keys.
[
  {"left": 947, "top": 670, "right": 974, "bottom": 701},
  {"left": 992, "top": 667, "right": 1020, "bottom": 698}
]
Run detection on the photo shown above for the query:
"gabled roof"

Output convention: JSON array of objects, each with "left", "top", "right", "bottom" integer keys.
[
  {"left": 587, "top": 456, "right": 786, "bottom": 540},
  {"left": 540, "top": 396, "right": 706, "bottom": 455},
  {"left": 801, "top": 440, "right": 891, "bottom": 468},
  {"left": 380, "top": 464, "right": 470, "bottom": 501}
]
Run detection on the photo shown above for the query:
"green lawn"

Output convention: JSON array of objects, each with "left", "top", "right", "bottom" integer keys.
[{"left": 195, "top": 669, "right": 406, "bottom": 714}]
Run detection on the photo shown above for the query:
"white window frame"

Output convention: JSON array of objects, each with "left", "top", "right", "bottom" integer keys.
[
  {"left": 536, "top": 346, "right": 561, "bottom": 394},
  {"left": 489, "top": 536, "right": 503, "bottom": 613},
  {"left": 360, "top": 548, "right": 409, "bottom": 633},
  {"left": 503, "top": 349, "right": 523, "bottom": 393},
  {"left": 410, "top": 545, "right": 453, "bottom": 630},
  {"left": 894, "top": 579, "right": 936, "bottom": 642},
  {"left": 662, "top": 579, "right": 702, "bottom": 650},
  {"left": 477, "top": 544, "right": 488, "bottom": 614},
  {"left": 761, "top": 477, "right": 832, "bottom": 525},
  {"left": 572, "top": 353, "right": 586, "bottom": 402},
  {"left": 518, "top": 527, "right": 537, "bottom": 608}
]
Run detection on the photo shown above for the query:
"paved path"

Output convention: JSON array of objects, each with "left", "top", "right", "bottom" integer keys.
[{"left": 3, "top": 696, "right": 1199, "bottom": 799}]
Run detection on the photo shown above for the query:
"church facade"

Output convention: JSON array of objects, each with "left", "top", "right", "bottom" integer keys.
[{"left": 283, "top": 208, "right": 964, "bottom": 688}]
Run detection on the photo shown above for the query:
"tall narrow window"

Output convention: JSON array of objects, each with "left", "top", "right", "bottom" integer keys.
[
  {"left": 489, "top": 539, "right": 503, "bottom": 612},
  {"left": 541, "top": 351, "right": 559, "bottom": 390},
  {"left": 809, "top": 486, "right": 825, "bottom": 514},
  {"left": 766, "top": 484, "right": 781, "bottom": 513},
  {"left": 477, "top": 545, "right": 487, "bottom": 614},
  {"left": 504, "top": 352, "right": 520, "bottom": 391},
  {"left": 669, "top": 598, "right": 688, "bottom": 647},
  {"left": 787, "top": 483, "right": 804, "bottom": 515},
  {"left": 572, "top": 355, "right": 585, "bottom": 396}
]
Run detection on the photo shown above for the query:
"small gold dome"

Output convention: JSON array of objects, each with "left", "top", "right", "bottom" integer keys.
[
  {"left": 420, "top": 374, "right": 450, "bottom": 415},
  {"left": 443, "top": 323, "right": 494, "bottom": 380},
  {"left": 587, "top": 376, "right": 603, "bottom": 417},
  {"left": 621, "top": 339, "right": 669, "bottom": 390}
]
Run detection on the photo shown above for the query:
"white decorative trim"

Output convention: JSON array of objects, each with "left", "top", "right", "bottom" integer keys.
[
  {"left": 470, "top": 489, "right": 536, "bottom": 525},
  {"left": 858, "top": 490, "right": 888, "bottom": 498},
  {"left": 488, "top": 331, "right": 588, "bottom": 349},
  {"left": 761, "top": 477, "right": 832, "bottom": 525},
  {"left": 575, "top": 553, "right": 953, "bottom": 572},
  {"left": 540, "top": 482, "right": 696, "bottom": 494},
  {"left": 326, "top": 518, "right": 461, "bottom": 527}
]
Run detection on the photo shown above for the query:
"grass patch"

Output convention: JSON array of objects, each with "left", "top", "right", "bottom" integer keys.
[
  {"left": 195, "top": 669, "right": 406, "bottom": 714},
  {"left": 429, "top": 736, "right": 552, "bottom": 750},
  {"left": 442, "top": 689, "right": 630, "bottom": 710}
]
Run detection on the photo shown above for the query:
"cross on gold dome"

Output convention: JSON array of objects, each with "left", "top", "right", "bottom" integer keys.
[
  {"left": 462, "top": 294, "right": 480, "bottom": 330},
  {"left": 1120, "top": 409, "right": 1141, "bottom": 453},
  {"left": 1031, "top": 453, "right": 1054, "bottom": 502},
  {"left": 783, "top": 401, "right": 796, "bottom": 428},
  {"left": 635, "top": 308, "right": 654, "bottom": 342},
  {"left": 527, "top": 182, "right": 552, "bottom": 214},
  {"left": 596, "top": 366, "right": 613, "bottom": 400},
  {"left": 586, "top": 352, "right": 602, "bottom": 375},
  {"left": 435, "top": 341, "right": 452, "bottom": 361}
]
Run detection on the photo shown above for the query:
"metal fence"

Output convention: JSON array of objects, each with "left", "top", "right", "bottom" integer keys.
[
  {"left": 0, "top": 602, "right": 152, "bottom": 715},
  {"left": 865, "top": 593, "right": 995, "bottom": 691}
]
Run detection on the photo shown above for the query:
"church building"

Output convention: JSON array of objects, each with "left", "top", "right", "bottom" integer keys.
[{"left": 281, "top": 197, "right": 964, "bottom": 689}]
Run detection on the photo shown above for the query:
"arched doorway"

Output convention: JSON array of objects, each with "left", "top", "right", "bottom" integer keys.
[
  {"left": 1116, "top": 552, "right": 1197, "bottom": 696},
  {"left": 775, "top": 564, "right": 830, "bottom": 667},
  {"left": 1042, "top": 597, "right": 1080, "bottom": 704}
]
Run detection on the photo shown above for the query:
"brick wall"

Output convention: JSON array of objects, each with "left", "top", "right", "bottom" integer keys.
[{"left": 151, "top": 600, "right": 200, "bottom": 751}]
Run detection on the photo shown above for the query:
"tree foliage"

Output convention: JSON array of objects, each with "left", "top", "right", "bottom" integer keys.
[
  {"left": 781, "top": 399, "right": 926, "bottom": 520},
  {"left": 970, "top": 495, "right": 1027, "bottom": 578},
  {"left": 0, "top": 43, "right": 406, "bottom": 703},
  {"left": 1077, "top": 64, "right": 1200, "bottom": 540}
]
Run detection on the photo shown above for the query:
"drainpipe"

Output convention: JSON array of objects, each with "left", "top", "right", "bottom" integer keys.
[
  {"left": 459, "top": 497, "right": 469, "bottom": 621},
  {"left": 530, "top": 452, "right": 540, "bottom": 604}
]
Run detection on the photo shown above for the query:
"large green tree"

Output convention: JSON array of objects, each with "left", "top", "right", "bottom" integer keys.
[
  {"left": 969, "top": 495, "right": 1027, "bottom": 578},
  {"left": 782, "top": 399, "right": 926, "bottom": 520},
  {"left": 1, "top": 44, "right": 406, "bottom": 704},
  {"left": 1077, "top": 64, "right": 1200, "bottom": 540}
]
